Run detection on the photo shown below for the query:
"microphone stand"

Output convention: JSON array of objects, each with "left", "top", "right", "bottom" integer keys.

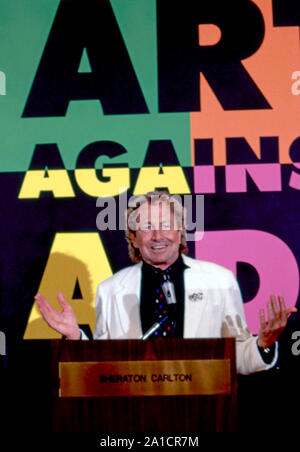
[{"left": 140, "top": 315, "right": 168, "bottom": 340}]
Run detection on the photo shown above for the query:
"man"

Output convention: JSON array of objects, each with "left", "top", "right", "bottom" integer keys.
[{"left": 35, "top": 191, "right": 296, "bottom": 374}]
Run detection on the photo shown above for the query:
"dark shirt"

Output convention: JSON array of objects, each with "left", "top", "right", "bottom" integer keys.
[{"left": 140, "top": 255, "right": 189, "bottom": 337}]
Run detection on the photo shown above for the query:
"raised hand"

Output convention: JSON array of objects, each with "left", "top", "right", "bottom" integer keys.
[
  {"left": 35, "top": 292, "right": 81, "bottom": 339},
  {"left": 257, "top": 295, "right": 297, "bottom": 348}
]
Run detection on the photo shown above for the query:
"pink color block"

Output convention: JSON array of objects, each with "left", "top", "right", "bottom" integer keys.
[{"left": 195, "top": 229, "right": 299, "bottom": 333}]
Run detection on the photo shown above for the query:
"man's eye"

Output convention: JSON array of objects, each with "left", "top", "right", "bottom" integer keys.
[
  {"left": 161, "top": 223, "right": 171, "bottom": 230},
  {"left": 140, "top": 224, "right": 152, "bottom": 231}
]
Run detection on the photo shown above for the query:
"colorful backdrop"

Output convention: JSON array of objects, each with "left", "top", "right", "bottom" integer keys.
[{"left": 1, "top": 0, "right": 300, "bottom": 372}]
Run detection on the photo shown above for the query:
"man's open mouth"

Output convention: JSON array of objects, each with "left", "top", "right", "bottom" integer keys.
[{"left": 151, "top": 245, "right": 168, "bottom": 250}]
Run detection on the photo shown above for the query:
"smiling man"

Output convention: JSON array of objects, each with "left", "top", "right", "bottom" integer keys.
[
  {"left": 127, "top": 193, "right": 184, "bottom": 270},
  {"left": 35, "top": 190, "right": 296, "bottom": 374}
]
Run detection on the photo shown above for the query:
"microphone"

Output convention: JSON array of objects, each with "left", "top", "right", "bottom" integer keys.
[
  {"left": 141, "top": 315, "right": 168, "bottom": 340},
  {"left": 161, "top": 274, "right": 177, "bottom": 305}
]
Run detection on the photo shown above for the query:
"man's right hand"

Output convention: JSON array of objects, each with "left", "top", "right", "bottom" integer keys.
[{"left": 35, "top": 292, "right": 81, "bottom": 339}]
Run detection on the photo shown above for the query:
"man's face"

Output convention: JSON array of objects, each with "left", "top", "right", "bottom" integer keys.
[{"left": 131, "top": 201, "right": 182, "bottom": 270}]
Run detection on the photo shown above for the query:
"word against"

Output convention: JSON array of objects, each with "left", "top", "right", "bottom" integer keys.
[
  {"left": 0, "top": 71, "right": 6, "bottom": 95},
  {"left": 0, "top": 331, "right": 6, "bottom": 355},
  {"left": 291, "top": 331, "right": 300, "bottom": 356},
  {"left": 291, "top": 71, "right": 300, "bottom": 96},
  {"left": 18, "top": 138, "right": 300, "bottom": 199}
]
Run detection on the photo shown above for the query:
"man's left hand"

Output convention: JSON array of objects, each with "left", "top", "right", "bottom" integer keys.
[{"left": 257, "top": 295, "right": 297, "bottom": 348}]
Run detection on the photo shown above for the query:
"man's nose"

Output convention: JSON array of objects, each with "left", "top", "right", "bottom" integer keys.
[{"left": 151, "top": 229, "right": 163, "bottom": 240}]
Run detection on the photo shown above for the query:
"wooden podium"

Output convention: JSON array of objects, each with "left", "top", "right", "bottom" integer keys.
[{"left": 50, "top": 338, "right": 237, "bottom": 432}]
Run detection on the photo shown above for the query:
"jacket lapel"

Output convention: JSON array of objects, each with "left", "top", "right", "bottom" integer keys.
[
  {"left": 114, "top": 263, "right": 143, "bottom": 338},
  {"left": 182, "top": 255, "right": 207, "bottom": 338}
]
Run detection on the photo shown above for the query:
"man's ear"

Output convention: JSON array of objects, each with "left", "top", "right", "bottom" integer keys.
[{"left": 129, "top": 231, "right": 137, "bottom": 248}]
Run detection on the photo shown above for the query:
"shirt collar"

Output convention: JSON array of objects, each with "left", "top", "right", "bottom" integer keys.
[{"left": 141, "top": 254, "right": 189, "bottom": 279}]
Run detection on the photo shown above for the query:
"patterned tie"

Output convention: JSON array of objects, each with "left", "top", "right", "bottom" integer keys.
[{"left": 152, "top": 271, "right": 177, "bottom": 337}]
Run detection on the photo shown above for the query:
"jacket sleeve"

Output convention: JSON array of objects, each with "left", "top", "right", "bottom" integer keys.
[{"left": 221, "top": 272, "right": 278, "bottom": 375}]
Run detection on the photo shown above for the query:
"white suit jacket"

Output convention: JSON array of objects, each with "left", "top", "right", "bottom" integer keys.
[{"left": 92, "top": 255, "right": 277, "bottom": 375}]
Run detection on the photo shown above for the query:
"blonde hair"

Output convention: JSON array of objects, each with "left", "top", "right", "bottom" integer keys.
[{"left": 125, "top": 190, "right": 188, "bottom": 263}]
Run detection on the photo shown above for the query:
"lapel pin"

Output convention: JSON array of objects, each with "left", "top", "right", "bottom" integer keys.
[{"left": 188, "top": 292, "right": 204, "bottom": 302}]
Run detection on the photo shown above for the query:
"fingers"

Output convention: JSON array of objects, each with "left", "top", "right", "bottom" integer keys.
[
  {"left": 225, "top": 315, "right": 234, "bottom": 327},
  {"left": 35, "top": 292, "right": 68, "bottom": 312},
  {"left": 35, "top": 293, "right": 53, "bottom": 313},
  {"left": 236, "top": 314, "right": 243, "bottom": 329},
  {"left": 35, "top": 292, "right": 66, "bottom": 322},
  {"left": 267, "top": 296, "right": 276, "bottom": 325},
  {"left": 35, "top": 292, "right": 46, "bottom": 304},
  {"left": 35, "top": 293, "right": 58, "bottom": 327},
  {"left": 286, "top": 306, "right": 298, "bottom": 314},
  {"left": 258, "top": 295, "right": 296, "bottom": 348},
  {"left": 270, "top": 294, "right": 279, "bottom": 314},
  {"left": 278, "top": 295, "right": 297, "bottom": 316},
  {"left": 271, "top": 295, "right": 296, "bottom": 324},
  {"left": 261, "top": 295, "right": 297, "bottom": 330},
  {"left": 259, "top": 308, "right": 267, "bottom": 330},
  {"left": 277, "top": 295, "right": 286, "bottom": 323},
  {"left": 57, "top": 292, "right": 69, "bottom": 310},
  {"left": 278, "top": 295, "right": 285, "bottom": 310}
]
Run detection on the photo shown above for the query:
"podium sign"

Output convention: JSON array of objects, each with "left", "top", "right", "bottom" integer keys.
[
  {"left": 50, "top": 338, "right": 237, "bottom": 432},
  {"left": 59, "top": 359, "right": 231, "bottom": 397}
]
